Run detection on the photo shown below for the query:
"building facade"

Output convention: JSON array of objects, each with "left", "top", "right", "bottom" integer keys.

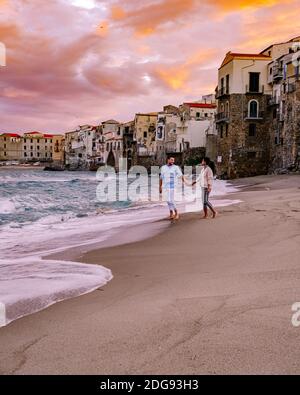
[
  {"left": 0, "top": 133, "right": 23, "bottom": 161},
  {"left": 215, "top": 52, "right": 273, "bottom": 178}
]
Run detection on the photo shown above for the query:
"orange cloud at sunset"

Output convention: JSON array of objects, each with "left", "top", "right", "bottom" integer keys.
[
  {"left": 0, "top": 0, "right": 299, "bottom": 132},
  {"left": 110, "top": 0, "right": 196, "bottom": 37},
  {"left": 211, "top": 0, "right": 292, "bottom": 11}
]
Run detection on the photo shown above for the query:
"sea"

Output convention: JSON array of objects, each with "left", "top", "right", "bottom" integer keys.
[{"left": 0, "top": 169, "right": 241, "bottom": 327}]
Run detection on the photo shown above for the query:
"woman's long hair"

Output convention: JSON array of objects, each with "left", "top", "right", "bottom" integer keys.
[{"left": 203, "top": 157, "right": 216, "bottom": 176}]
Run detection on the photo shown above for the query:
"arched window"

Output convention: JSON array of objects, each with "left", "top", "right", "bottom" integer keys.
[{"left": 249, "top": 100, "right": 258, "bottom": 118}]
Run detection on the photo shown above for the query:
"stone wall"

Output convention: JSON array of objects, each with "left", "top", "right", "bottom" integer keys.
[{"left": 217, "top": 93, "right": 272, "bottom": 178}]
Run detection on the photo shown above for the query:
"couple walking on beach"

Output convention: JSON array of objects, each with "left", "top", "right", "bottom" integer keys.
[{"left": 159, "top": 156, "right": 217, "bottom": 220}]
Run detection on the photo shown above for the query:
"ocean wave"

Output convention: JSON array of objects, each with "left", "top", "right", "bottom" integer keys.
[
  {"left": 0, "top": 198, "right": 17, "bottom": 214},
  {"left": 0, "top": 257, "right": 113, "bottom": 327}
]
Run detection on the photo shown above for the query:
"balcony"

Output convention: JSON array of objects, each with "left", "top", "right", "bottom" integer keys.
[
  {"left": 273, "top": 64, "right": 284, "bottom": 81},
  {"left": 215, "top": 112, "right": 229, "bottom": 123},
  {"left": 216, "top": 87, "right": 230, "bottom": 99},
  {"left": 245, "top": 85, "right": 265, "bottom": 94},
  {"left": 268, "top": 96, "right": 280, "bottom": 106},
  {"left": 244, "top": 111, "right": 264, "bottom": 120}
]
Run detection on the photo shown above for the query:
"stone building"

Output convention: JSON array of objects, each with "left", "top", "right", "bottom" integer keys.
[
  {"left": 102, "top": 120, "right": 123, "bottom": 169},
  {"left": 134, "top": 112, "right": 158, "bottom": 158},
  {"left": 216, "top": 52, "right": 273, "bottom": 178},
  {"left": 0, "top": 133, "right": 23, "bottom": 161},
  {"left": 52, "top": 135, "right": 65, "bottom": 166},
  {"left": 267, "top": 39, "right": 300, "bottom": 171},
  {"left": 121, "top": 120, "right": 136, "bottom": 169}
]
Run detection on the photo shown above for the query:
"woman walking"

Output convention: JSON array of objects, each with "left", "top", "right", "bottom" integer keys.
[{"left": 194, "top": 157, "right": 217, "bottom": 219}]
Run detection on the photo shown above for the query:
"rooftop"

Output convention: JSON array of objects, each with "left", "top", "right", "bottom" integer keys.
[
  {"left": 0, "top": 133, "right": 21, "bottom": 138},
  {"left": 183, "top": 102, "right": 216, "bottom": 109},
  {"left": 220, "top": 52, "right": 272, "bottom": 69}
]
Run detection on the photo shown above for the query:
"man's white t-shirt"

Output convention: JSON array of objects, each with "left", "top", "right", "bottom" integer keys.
[{"left": 160, "top": 164, "right": 183, "bottom": 190}]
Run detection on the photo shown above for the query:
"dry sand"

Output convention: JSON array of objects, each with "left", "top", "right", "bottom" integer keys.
[{"left": 0, "top": 174, "right": 300, "bottom": 375}]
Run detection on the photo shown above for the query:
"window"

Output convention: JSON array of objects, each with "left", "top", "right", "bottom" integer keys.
[
  {"left": 45, "top": 153, "right": 47, "bottom": 157},
  {"left": 45, "top": 139, "right": 47, "bottom": 143},
  {"left": 225, "top": 101, "right": 229, "bottom": 116},
  {"left": 24, "top": 152, "right": 27, "bottom": 157},
  {"left": 37, "top": 153, "right": 40, "bottom": 157},
  {"left": 4, "top": 152, "right": 6, "bottom": 156},
  {"left": 249, "top": 72, "right": 260, "bottom": 93},
  {"left": 31, "top": 145, "right": 33, "bottom": 150},
  {"left": 270, "top": 67, "right": 273, "bottom": 75},
  {"left": 225, "top": 124, "right": 229, "bottom": 137},
  {"left": 144, "top": 132, "right": 147, "bottom": 138},
  {"left": 31, "top": 152, "right": 33, "bottom": 157},
  {"left": 196, "top": 112, "right": 200, "bottom": 118},
  {"left": 24, "top": 138, "right": 27, "bottom": 143},
  {"left": 249, "top": 100, "right": 258, "bottom": 118},
  {"left": 78, "top": 153, "right": 82, "bottom": 158},
  {"left": 247, "top": 151, "right": 257, "bottom": 159},
  {"left": 221, "top": 77, "right": 224, "bottom": 93},
  {"left": 205, "top": 113, "right": 208, "bottom": 117},
  {"left": 31, "top": 139, "right": 33, "bottom": 143},
  {"left": 37, "top": 146, "right": 40, "bottom": 150},
  {"left": 4, "top": 137, "right": 6, "bottom": 142},
  {"left": 24, "top": 146, "right": 26, "bottom": 150},
  {"left": 249, "top": 123, "right": 256, "bottom": 137},
  {"left": 226, "top": 74, "right": 230, "bottom": 94},
  {"left": 37, "top": 139, "right": 40, "bottom": 143},
  {"left": 4, "top": 144, "right": 6, "bottom": 149}
]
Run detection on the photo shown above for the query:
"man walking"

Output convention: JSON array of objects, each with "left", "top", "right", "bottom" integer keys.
[{"left": 159, "top": 156, "right": 186, "bottom": 220}]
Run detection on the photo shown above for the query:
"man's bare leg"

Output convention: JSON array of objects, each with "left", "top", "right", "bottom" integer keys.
[
  {"left": 174, "top": 209, "right": 180, "bottom": 220},
  {"left": 169, "top": 210, "right": 175, "bottom": 220}
]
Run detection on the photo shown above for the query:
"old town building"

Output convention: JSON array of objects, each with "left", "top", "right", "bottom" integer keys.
[
  {"left": 0, "top": 133, "right": 23, "bottom": 161},
  {"left": 216, "top": 52, "right": 273, "bottom": 178}
]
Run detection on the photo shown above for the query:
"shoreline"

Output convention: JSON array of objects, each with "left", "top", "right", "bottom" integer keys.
[
  {"left": 0, "top": 165, "right": 45, "bottom": 170},
  {"left": 0, "top": 175, "right": 300, "bottom": 374}
]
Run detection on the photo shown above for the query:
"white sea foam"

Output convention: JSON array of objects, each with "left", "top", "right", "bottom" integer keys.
[{"left": 0, "top": 257, "right": 113, "bottom": 328}]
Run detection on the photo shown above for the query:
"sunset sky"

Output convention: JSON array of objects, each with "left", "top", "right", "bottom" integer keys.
[{"left": 0, "top": 0, "right": 300, "bottom": 133}]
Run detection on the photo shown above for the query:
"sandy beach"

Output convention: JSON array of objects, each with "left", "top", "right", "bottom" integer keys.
[{"left": 0, "top": 174, "right": 300, "bottom": 375}]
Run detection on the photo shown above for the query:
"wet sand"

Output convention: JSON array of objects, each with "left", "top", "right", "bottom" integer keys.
[{"left": 0, "top": 175, "right": 300, "bottom": 374}]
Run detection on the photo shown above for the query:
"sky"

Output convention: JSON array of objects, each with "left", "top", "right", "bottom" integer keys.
[{"left": 0, "top": 0, "right": 300, "bottom": 133}]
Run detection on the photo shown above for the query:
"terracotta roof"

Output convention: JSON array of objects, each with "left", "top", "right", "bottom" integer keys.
[
  {"left": 183, "top": 103, "right": 216, "bottom": 109},
  {"left": 220, "top": 52, "right": 272, "bottom": 68},
  {"left": 43, "top": 134, "right": 54, "bottom": 138},
  {"left": 1, "top": 133, "right": 21, "bottom": 138}
]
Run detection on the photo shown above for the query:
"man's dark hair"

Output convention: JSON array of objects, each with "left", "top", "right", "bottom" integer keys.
[{"left": 167, "top": 155, "right": 175, "bottom": 161}]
